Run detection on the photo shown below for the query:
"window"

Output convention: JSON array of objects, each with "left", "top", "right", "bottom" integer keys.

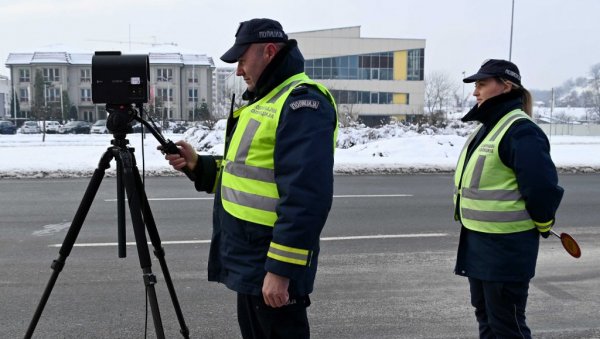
[
  {"left": 157, "top": 68, "right": 173, "bottom": 82},
  {"left": 19, "top": 88, "right": 29, "bottom": 102},
  {"left": 407, "top": 49, "right": 425, "bottom": 81},
  {"left": 188, "top": 70, "right": 199, "bottom": 83},
  {"left": 83, "top": 110, "right": 93, "bottom": 121},
  {"left": 188, "top": 88, "right": 198, "bottom": 102},
  {"left": 157, "top": 88, "right": 173, "bottom": 101},
  {"left": 80, "top": 69, "right": 91, "bottom": 82},
  {"left": 370, "top": 92, "right": 378, "bottom": 104},
  {"left": 47, "top": 88, "right": 61, "bottom": 102},
  {"left": 43, "top": 68, "right": 60, "bottom": 82},
  {"left": 19, "top": 69, "right": 30, "bottom": 82},
  {"left": 81, "top": 88, "right": 91, "bottom": 102}
]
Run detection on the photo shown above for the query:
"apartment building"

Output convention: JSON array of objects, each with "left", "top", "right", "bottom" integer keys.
[{"left": 5, "top": 51, "right": 215, "bottom": 123}]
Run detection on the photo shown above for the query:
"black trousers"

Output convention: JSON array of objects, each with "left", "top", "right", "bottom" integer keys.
[
  {"left": 237, "top": 293, "right": 311, "bottom": 339},
  {"left": 468, "top": 277, "right": 531, "bottom": 339}
]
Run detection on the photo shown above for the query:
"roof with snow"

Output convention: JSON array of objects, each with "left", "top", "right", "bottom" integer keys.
[{"left": 6, "top": 52, "right": 214, "bottom": 67}]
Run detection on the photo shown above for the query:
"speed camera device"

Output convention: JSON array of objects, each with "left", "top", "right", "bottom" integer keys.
[{"left": 92, "top": 51, "right": 149, "bottom": 104}]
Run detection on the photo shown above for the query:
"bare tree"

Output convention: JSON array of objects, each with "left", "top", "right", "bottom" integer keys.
[
  {"left": 337, "top": 103, "right": 358, "bottom": 127},
  {"left": 425, "top": 71, "right": 458, "bottom": 114},
  {"left": 586, "top": 63, "right": 600, "bottom": 122}
]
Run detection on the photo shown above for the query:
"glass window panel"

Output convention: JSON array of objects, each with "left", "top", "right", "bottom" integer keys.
[
  {"left": 371, "top": 69, "right": 379, "bottom": 80},
  {"left": 340, "top": 56, "right": 348, "bottom": 68},
  {"left": 348, "top": 91, "right": 357, "bottom": 104},
  {"left": 339, "top": 68, "right": 348, "bottom": 79},
  {"left": 314, "top": 59, "right": 322, "bottom": 67},
  {"left": 323, "top": 58, "right": 331, "bottom": 67},
  {"left": 360, "top": 68, "right": 370, "bottom": 80},
  {"left": 349, "top": 68, "right": 358, "bottom": 79},
  {"left": 361, "top": 92, "right": 370, "bottom": 104},
  {"left": 305, "top": 67, "right": 313, "bottom": 78},
  {"left": 305, "top": 59, "right": 314, "bottom": 67},
  {"left": 314, "top": 68, "right": 322, "bottom": 79},
  {"left": 323, "top": 68, "right": 331, "bottom": 78},
  {"left": 380, "top": 56, "right": 389, "bottom": 68},
  {"left": 371, "top": 55, "right": 380, "bottom": 68},
  {"left": 371, "top": 92, "right": 378, "bottom": 104},
  {"left": 349, "top": 56, "right": 358, "bottom": 68}
]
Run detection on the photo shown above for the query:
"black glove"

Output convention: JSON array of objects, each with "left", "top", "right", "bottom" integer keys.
[{"left": 540, "top": 231, "right": 550, "bottom": 239}]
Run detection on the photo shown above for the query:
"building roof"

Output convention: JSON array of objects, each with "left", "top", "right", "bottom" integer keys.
[{"left": 6, "top": 52, "right": 214, "bottom": 67}]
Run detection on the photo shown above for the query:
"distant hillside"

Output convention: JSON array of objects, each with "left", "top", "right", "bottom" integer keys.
[{"left": 530, "top": 63, "right": 599, "bottom": 109}]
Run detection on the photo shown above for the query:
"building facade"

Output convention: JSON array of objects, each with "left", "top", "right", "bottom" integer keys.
[
  {"left": 288, "top": 26, "right": 426, "bottom": 125},
  {"left": 5, "top": 52, "right": 214, "bottom": 124},
  {"left": 0, "top": 74, "right": 9, "bottom": 119}
]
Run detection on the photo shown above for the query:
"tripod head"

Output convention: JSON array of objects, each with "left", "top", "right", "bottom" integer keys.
[{"left": 104, "top": 103, "right": 196, "bottom": 181}]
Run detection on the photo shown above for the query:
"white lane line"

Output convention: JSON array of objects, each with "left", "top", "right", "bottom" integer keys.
[
  {"left": 49, "top": 233, "right": 447, "bottom": 248},
  {"left": 103, "top": 194, "right": 412, "bottom": 202},
  {"left": 333, "top": 194, "right": 413, "bottom": 198}
]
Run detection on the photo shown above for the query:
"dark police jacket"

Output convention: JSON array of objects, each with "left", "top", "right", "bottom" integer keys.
[
  {"left": 454, "top": 91, "right": 564, "bottom": 281},
  {"left": 191, "top": 40, "right": 337, "bottom": 296}
]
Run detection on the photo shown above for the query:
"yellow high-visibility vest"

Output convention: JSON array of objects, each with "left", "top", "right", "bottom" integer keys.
[
  {"left": 221, "top": 72, "right": 338, "bottom": 227},
  {"left": 454, "top": 109, "right": 535, "bottom": 233}
]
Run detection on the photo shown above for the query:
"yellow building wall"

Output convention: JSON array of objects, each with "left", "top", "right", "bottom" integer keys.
[
  {"left": 393, "top": 93, "right": 408, "bottom": 104},
  {"left": 394, "top": 51, "right": 407, "bottom": 80}
]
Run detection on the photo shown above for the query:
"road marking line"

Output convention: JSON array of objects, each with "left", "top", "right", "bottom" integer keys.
[
  {"left": 49, "top": 233, "right": 447, "bottom": 248},
  {"left": 103, "top": 194, "right": 413, "bottom": 202}
]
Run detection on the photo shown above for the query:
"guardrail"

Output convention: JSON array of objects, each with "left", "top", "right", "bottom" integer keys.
[{"left": 538, "top": 124, "right": 600, "bottom": 136}]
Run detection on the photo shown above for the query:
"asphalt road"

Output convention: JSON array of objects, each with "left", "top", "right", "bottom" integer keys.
[{"left": 1, "top": 174, "right": 599, "bottom": 338}]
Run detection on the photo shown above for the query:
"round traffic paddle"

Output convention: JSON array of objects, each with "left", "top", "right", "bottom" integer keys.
[{"left": 550, "top": 230, "right": 581, "bottom": 258}]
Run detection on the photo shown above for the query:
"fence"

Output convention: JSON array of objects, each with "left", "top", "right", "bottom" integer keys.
[{"left": 538, "top": 124, "right": 600, "bottom": 136}]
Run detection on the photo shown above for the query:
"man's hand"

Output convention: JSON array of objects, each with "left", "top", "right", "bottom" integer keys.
[
  {"left": 262, "top": 272, "right": 290, "bottom": 308},
  {"left": 159, "top": 140, "right": 198, "bottom": 171}
]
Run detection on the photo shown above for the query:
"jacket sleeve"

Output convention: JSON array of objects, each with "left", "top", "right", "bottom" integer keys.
[
  {"left": 193, "top": 155, "right": 221, "bottom": 194},
  {"left": 265, "top": 86, "right": 337, "bottom": 280},
  {"left": 499, "top": 120, "right": 564, "bottom": 225}
]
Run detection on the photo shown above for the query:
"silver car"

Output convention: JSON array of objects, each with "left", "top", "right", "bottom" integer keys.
[{"left": 21, "top": 121, "right": 41, "bottom": 134}]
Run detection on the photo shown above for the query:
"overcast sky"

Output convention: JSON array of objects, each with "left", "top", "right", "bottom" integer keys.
[{"left": 1, "top": 0, "right": 599, "bottom": 90}]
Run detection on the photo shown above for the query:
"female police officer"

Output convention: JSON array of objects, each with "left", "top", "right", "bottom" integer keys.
[{"left": 453, "top": 59, "right": 564, "bottom": 338}]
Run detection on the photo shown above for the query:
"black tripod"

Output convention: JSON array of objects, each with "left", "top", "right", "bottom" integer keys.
[{"left": 25, "top": 110, "right": 190, "bottom": 338}]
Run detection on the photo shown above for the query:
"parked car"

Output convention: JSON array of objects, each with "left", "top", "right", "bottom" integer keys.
[
  {"left": 43, "top": 121, "right": 61, "bottom": 134},
  {"left": 20, "top": 121, "right": 41, "bottom": 134},
  {"left": 131, "top": 122, "right": 161, "bottom": 134},
  {"left": 0, "top": 120, "right": 17, "bottom": 134},
  {"left": 90, "top": 119, "right": 108, "bottom": 134},
  {"left": 171, "top": 122, "right": 190, "bottom": 134},
  {"left": 59, "top": 121, "right": 91, "bottom": 134}
]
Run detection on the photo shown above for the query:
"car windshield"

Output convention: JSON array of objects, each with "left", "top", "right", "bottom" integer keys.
[{"left": 93, "top": 120, "right": 106, "bottom": 126}]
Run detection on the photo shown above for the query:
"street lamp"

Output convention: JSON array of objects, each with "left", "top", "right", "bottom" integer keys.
[{"left": 509, "top": 0, "right": 515, "bottom": 61}]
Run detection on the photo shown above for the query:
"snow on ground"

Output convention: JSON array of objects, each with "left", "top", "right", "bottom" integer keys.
[{"left": 1, "top": 122, "right": 599, "bottom": 179}]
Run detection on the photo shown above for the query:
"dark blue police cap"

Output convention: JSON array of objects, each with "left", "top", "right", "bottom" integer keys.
[
  {"left": 463, "top": 59, "right": 522, "bottom": 86},
  {"left": 220, "top": 18, "right": 288, "bottom": 63}
]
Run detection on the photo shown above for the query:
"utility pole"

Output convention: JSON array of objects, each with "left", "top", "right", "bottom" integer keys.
[
  {"left": 509, "top": 0, "right": 515, "bottom": 61},
  {"left": 462, "top": 71, "right": 466, "bottom": 109}
]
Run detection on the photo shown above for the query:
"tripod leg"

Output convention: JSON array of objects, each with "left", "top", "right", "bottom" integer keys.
[
  {"left": 132, "top": 160, "right": 190, "bottom": 338},
  {"left": 116, "top": 158, "right": 126, "bottom": 258},
  {"left": 25, "top": 150, "right": 113, "bottom": 339},
  {"left": 118, "top": 149, "right": 166, "bottom": 339}
]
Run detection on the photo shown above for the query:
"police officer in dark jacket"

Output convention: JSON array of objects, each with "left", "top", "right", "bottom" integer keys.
[
  {"left": 453, "top": 59, "right": 563, "bottom": 338},
  {"left": 163, "top": 18, "right": 337, "bottom": 339}
]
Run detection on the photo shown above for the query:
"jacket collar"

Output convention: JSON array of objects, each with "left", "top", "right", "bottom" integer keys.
[
  {"left": 461, "top": 91, "right": 523, "bottom": 126},
  {"left": 242, "top": 39, "right": 305, "bottom": 103}
]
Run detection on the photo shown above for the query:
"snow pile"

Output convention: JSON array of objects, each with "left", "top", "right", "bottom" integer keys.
[{"left": 0, "top": 120, "right": 599, "bottom": 179}]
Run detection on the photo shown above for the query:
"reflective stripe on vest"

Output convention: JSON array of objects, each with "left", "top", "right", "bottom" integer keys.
[
  {"left": 221, "top": 73, "right": 338, "bottom": 227},
  {"left": 453, "top": 110, "right": 535, "bottom": 234}
]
